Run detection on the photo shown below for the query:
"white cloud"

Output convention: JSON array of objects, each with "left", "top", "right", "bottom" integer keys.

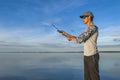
[
  {"left": 0, "top": 26, "right": 80, "bottom": 52},
  {"left": 0, "top": 23, "right": 120, "bottom": 52},
  {"left": 98, "top": 26, "right": 120, "bottom": 45}
]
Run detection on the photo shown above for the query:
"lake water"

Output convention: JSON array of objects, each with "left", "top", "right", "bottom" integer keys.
[{"left": 0, "top": 52, "right": 120, "bottom": 80}]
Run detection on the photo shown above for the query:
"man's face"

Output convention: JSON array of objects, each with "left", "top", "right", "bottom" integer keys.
[{"left": 82, "top": 16, "right": 90, "bottom": 24}]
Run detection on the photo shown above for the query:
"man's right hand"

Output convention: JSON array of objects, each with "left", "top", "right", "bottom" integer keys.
[
  {"left": 57, "top": 30, "right": 64, "bottom": 33},
  {"left": 58, "top": 30, "right": 70, "bottom": 37},
  {"left": 58, "top": 30, "right": 76, "bottom": 41}
]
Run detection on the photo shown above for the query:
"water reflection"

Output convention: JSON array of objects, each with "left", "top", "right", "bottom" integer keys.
[{"left": 0, "top": 53, "right": 120, "bottom": 80}]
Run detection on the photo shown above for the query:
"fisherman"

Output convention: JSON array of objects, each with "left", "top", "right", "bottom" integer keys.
[{"left": 60, "top": 11, "right": 100, "bottom": 80}]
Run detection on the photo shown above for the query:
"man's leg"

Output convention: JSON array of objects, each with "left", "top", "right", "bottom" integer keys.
[
  {"left": 84, "top": 56, "right": 91, "bottom": 80},
  {"left": 89, "top": 54, "right": 100, "bottom": 80}
]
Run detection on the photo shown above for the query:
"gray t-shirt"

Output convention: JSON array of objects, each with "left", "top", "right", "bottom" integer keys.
[{"left": 76, "top": 25, "right": 98, "bottom": 56}]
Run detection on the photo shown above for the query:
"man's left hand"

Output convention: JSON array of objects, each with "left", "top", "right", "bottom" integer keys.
[{"left": 67, "top": 36, "right": 76, "bottom": 41}]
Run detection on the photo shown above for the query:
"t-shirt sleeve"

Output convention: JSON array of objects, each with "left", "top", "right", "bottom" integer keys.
[{"left": 76, "top": 26, "right": 97, "bottom": 43}]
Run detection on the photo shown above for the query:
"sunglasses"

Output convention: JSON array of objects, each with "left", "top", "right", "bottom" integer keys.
[{"left": 80, "top": 16, "right": 89, "bottom": 19}]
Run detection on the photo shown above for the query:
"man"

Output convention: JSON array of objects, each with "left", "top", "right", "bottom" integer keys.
[{"left": 60, "top": 11, "right": 100, "bottom": 80}]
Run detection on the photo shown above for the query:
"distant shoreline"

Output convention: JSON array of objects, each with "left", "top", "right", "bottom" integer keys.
[{"left": 0, "top": 51, "right": 120, "bottom": 53}]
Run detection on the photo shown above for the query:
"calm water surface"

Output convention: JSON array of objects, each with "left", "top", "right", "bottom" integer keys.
[{"left": 0, "top": 53, "right": 120, "bottom": 80}]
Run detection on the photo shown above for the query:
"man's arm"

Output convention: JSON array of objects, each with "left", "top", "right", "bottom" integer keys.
[
  {"left": 61, "top": 26, "right": 98, "bottom": 43},
  {"left": 76, "top": 26, "right": 98, "bottom": 43}
]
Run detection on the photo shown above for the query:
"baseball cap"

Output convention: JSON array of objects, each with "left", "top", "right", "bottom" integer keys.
[{"left": 80, "top": 11, "right": 94, "bottom": 18}]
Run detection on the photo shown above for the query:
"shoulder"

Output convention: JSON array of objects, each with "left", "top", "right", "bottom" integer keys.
[{"left": 90, "top": 25, "right": 98, "bottom": 30}]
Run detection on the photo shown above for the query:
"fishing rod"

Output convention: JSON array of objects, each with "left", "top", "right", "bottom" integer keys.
[
  {"left": 51, "top": 24, "right": 75, "bottom": 38},
  {"left": 51, "top": 24, "right": 63, "bottom": 33}
]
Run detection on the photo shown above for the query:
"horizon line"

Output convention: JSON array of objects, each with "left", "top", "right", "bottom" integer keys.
[{"left": 0, "top": 51, "right": 120, "bottom": 53}]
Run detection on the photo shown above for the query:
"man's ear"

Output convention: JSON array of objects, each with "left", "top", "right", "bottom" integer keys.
[
  {"left": 88, "top": 16, "right": 92, "bottom": 21},
  {"left": 88, "top": 16, "right": 91, "bottom": 19}
]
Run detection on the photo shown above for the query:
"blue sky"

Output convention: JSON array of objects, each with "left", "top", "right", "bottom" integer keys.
[{"left": 0, "top": 0, "right": 120, "bottom": 51}]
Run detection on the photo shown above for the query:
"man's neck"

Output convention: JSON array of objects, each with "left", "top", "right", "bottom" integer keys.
[{"left": 87, "top": 21, "right": 94, "bottom": 27}]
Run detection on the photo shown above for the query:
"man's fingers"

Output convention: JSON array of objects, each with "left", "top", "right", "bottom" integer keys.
[{"left": 67, "top": 36, "right": 73, "bottom": 41}]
